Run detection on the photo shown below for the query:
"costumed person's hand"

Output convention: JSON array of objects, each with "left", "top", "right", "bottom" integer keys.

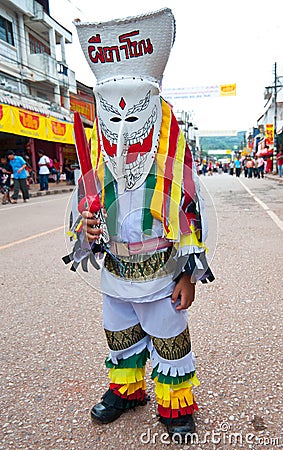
[
  {"left": 171, "top": 273, "right": 196, "bottom": 310},
  {"left": 82, "top": 210, "right": 102, "bottom": 242}
]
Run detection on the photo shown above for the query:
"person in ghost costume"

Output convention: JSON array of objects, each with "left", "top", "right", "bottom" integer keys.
[{"left": 67, "top": 8, "right": 214, "bottom": 440}]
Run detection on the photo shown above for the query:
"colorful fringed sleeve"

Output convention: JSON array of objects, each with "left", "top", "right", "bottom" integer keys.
[
  {"left": 101, "top": 348, "right": 150, "bottom": 410},
  {"left": 152, "top": 368, "right": 200, "bottom": 421}
]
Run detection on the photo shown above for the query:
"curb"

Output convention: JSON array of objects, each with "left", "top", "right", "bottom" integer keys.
[
  {"left": 29, "top": 187, "right": 75, "bottom": 198},
  {"left": 265, "top": 175, "right": 283, "bottom": 183},
  {"left": 16, "top": 186, "right": 75, "bottom": 199}
]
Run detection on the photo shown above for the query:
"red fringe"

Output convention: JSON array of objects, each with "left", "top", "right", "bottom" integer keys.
[
  {"left": 109, "top": 384, "right": 146, "bottom": 401},
  {"left": 158, "top": 402, "right": 198, "bottom": 419}
]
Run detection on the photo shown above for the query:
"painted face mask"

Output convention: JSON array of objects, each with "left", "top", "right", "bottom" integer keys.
[
  {"left": 94, "top": 78, "right": 161, "bottom": 192},
  {"left": 75, "top": 7, "right": 175, "bottom": 192}
]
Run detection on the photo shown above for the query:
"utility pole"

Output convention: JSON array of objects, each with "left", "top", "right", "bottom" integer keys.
[{"left": 273, "top": 62, "right": 277, "bottom": 173}]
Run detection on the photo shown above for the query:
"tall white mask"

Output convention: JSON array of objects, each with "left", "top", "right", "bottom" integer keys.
[{"left": 75, "top": 8, "right": 175, "bottom": 191}]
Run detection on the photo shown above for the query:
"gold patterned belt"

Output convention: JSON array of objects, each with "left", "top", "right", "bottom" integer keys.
[{"left": 104, "top": 247, "right": 176, "bottom": 281}]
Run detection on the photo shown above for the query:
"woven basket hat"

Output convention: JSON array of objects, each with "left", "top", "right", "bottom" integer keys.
[{"left": 75, "top": 8, "right": 175, "bottom": 86}]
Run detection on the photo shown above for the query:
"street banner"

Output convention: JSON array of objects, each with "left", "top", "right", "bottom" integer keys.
[
  {"left": 14, "top": 108, "right": 47, "bottom": 139},
  {"left": 162, "top": 83, "right": 236, "bottom": 100},
  {"left": 46, "top": 117, "right": 74, "bottom": 143},
  {"left": 0, "top": 103, "right": 91, "bottom": 144},
  {"left": 0, "top": 103, "right": 13, "bottom": 133},
  {"left": 219, "top": 83, "right": 236, "bottom": 96},
  {"left": 70, "top": 93, "right": 95, "bottom": 122},
  {"left": 265, "top": 123, "right": 274, "bottom": 146}
]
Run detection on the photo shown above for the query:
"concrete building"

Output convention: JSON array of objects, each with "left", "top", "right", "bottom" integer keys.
[
  {"left": 0, "top": 0, "right": 94, "bottom": 179},
  {"left": 175, "top": 110, "right": 200, "bottom": 160}
]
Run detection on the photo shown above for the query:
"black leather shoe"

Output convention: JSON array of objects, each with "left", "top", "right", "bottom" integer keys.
[
  {"left": 166, "top": 415, "right": 196, "bottom": 442},
  {"left": 91, "top": 402, "right": 125, "bottom": 424}
]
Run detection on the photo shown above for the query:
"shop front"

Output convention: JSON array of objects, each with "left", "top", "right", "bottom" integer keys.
[{"left": 0, "top": 102, "right": 92, "bottom": 182}]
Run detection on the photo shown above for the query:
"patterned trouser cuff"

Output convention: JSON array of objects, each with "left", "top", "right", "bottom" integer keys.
[
  {"left": 104, "top": 323, "right": 147, "bottom": 351},
  {"left": 152, "top": 327, "right": 191, "bottom": 360}
]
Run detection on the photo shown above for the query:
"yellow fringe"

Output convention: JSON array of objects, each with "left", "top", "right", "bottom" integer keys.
[
  {"left": 66, "top": 230, "right": 77, "bottom": 240},
  {"left": 155, "top": 386, "right": 195, "bottom": 409},
  {"left": 167, "top": 131, "right": 186, "bottom": 239},
  {"left": 91, "top": 121, "right": 99, "bottom": 169},
  {"left": 118, "top": 380, "right": 146, "bottom": 395},
  {"left": 150, "top": 99, "right": 171, "bottom": 222},
  {"left": 174, "top": 224, "right": 208, "bottom": 251},
  {"left": 154, "top": 374, "right": 199, "bottom": 408},
  {"left": 109, "top": 367, "right": 146, "bottom": 385}
]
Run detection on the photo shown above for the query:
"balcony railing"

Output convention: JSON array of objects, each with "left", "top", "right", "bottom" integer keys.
[{"left": 27, "top": 52, "right": 57, "bottom": 83}]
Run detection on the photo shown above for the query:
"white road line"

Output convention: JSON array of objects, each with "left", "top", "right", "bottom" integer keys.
[
  {"left": 0, "top": 194, "right": 71, "bottom": 212},
  {"left": 0, "top": 226, "right": 65, "bottom": 251},
  {"left": 238, "top": 179, "right": 283, "bottom": 231}
]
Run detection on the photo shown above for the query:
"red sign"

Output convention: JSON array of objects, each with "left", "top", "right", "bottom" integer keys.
[
  {"left": 19, "top": 111, "right": 40, "bottom": 130},
  {"left": 70, "top": 94, "right": 95, "bottom": 122},
  {"left": 0, "top": 105, "right": 3, "bottom": 121},
  {"left": 51, "top": 120, "right": 66, "bottom": 136},
  {"left": 265, "top": 123, "right": 274, "bottom": 146}
]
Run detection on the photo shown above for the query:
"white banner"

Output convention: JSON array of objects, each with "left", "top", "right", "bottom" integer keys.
[{"left": 162, "top": 84, "right": 236, "bottom": 100}]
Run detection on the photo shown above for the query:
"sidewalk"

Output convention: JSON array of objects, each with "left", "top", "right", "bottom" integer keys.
[
  {"left": 24, "top": 181, "right": 75, "bottom": 198},
  {"left": 264, "top": 173, "right": 283, "bottom": 183}
]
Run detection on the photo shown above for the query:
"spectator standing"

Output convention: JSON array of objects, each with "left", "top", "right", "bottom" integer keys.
[
  {"left": 234, "top": 158, "right": 241, "bottom": 177},
  {"left": 257, "top": 156, "right": 265, "bottom": 178},
  {"left": 266, "top": 157, "right": 273, "bottom": 173},
  {"left": 52, "top": 158, "right": 61, "bottom": 183},
  {"left": 246, "top": 157, "right": 254, "bottom": 178},
  {"left": 6, "top": 150, "right": 29, "bottom": 203},
  {"left": 253, "top": 156, "right": 259, "bottom": 178},
  {"left": 38, "top": 150, "right": 50, "bottom": 191},
  {"left": 0, "top": 155, "right": 12, "bottom": 204},
  {"left": 242, "top": 157, "right": 248, "bottom": 177},
  {"left": 229, "top": 160, "right": 234, "bottom": 175},
  {"left": 276, "top": 148, "right": 283, "bottom": 177},
  {"left": 207, "top": 161, "right": 213, "bottom": 175},
  {"left": 63, "top": 159, "right": 75, "bottom": 184}
]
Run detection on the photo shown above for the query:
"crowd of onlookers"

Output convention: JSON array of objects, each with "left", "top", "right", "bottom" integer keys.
[
  {"left": 196, "top": 148, "right": 283, "bottom": 179},
  {"left": 0, "top": 149, "right": 78, "bottom": 205},
  {"left": 1, "top": 147, "right": 283, "bottom": 205}
]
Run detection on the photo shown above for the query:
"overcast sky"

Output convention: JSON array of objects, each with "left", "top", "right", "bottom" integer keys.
[{"left": 49, "top": 0, "right": 283, "bottom": 133}]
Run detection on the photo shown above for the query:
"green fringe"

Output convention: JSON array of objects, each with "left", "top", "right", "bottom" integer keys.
[
  {"left": 105, "top": 348, "right": 150, "bottom": 369},
  {"left": 151, "top": 366, "right": 196, "bottom": 385}
]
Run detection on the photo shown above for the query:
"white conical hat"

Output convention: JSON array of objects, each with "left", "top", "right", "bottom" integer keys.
[{"left": 75, "top": 8, "right": 175, "bottom": 86}]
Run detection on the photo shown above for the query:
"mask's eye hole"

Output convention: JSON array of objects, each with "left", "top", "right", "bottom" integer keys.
[
  {"left": 110, "top": 117, "right": 122, "bottom": 122},
  {"left": 125, "top": 116, "right": 138, "bottom": 122}
]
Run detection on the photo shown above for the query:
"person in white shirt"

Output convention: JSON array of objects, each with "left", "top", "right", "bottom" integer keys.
[{"left": 38, "top": 150, "right": 50, "bottom": 191}]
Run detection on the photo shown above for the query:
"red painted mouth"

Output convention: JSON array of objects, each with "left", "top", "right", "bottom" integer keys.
[{"left": 102, "top": 127, "right": 154, "bottom": 164}]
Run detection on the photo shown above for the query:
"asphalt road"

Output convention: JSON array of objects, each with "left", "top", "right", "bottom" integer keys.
[{"left": 0, "top": 174, "right": 282, "bottom": 449}]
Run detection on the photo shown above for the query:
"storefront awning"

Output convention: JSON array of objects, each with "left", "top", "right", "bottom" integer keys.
[
  {"left": 0, "top": 103, "right": 92, "bottom": 144},
  {"left": 256, "top": 149, "right": 273, "bottom": 157}
]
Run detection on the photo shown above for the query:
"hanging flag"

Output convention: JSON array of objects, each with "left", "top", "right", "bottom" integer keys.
[{"left": 265, "top": 123, "right": 274, "bottom": 146}]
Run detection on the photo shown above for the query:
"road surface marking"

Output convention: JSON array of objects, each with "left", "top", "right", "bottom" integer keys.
[
  {"left": 0, "top": 194, "right": 70, "bottom": 213},
  {"left": 238, "top": 179, "right": 283, "bottom": 231},
  {"left": 0, "top": 226, "right": 65, "bottom": 251}
]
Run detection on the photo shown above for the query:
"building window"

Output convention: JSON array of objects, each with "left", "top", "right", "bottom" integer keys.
[
  {"left": 0, "top": 16, "right": 14, "bottom": 46},
  {"left": 57, "top": 63, "right": 68, "bottom": 76},
  {"left": 29, "top": 34, "right": 50, "bottom": 55}
]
